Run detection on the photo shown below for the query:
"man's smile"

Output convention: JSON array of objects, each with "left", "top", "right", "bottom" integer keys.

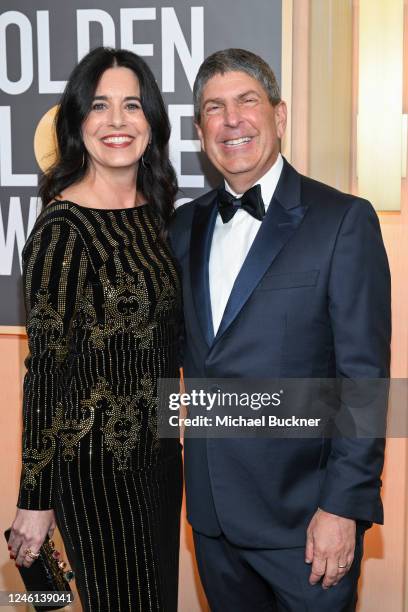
[{"left": 222, "top": 136, "right": 253, "bottom": 147}]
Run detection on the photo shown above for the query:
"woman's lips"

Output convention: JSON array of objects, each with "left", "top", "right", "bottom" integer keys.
[{"left": 101, "top": 135, "right": 134, "bottom": 148}]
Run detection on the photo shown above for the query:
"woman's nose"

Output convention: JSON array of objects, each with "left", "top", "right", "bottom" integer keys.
[{"left": 108, "top": 105, "right": 125, "bottom": 127}]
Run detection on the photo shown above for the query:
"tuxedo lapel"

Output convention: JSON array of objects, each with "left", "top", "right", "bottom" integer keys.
[
  {"left": 215, "top": 160, "right": 308, "bottom": 342},
  {"left": 189, "top": 191, "right": 218, "bottom": 346}
]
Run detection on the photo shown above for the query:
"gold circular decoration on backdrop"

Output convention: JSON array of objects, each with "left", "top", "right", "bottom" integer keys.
[{"left": 33, "top": 105, "right": 59, "bottom": 172}]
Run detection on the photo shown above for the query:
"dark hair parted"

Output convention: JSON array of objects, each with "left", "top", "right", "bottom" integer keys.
[
  {"left": 39, "top": 47, "right": 177, "bottom": 234},
  {"left": 193, "top": 48, "right": 281, "bottom": 123}
]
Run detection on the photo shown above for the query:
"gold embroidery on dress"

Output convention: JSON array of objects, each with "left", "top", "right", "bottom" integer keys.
[
  {"left": 24, "top": 372, "right": 158, "bottom": 475},
  {"left": 55, "top": 402, "right": 95, "bottom": 462},
  {"left": 81, "top": 377, "right": 159, "bottom": 471},
  {"left": 27, "top": 289, "right": 66, "bottom": 361},
  {"left": 22, "top": 398, "right": 94, "bottom": 488},
  {"left": 154, "top": 271, "right": 178, "bottom": 319},
  {"left": 22, "top": 428, "right": 57, "bottom": 490},
  {"left": 76, "top": 270, "right": 159, "bottom": 350},
  {"left": 74, "top": 293, "right": 101, "bottom": 346},
  {"left": 140, "top": 375, "right": 160, "bottom": 451}
]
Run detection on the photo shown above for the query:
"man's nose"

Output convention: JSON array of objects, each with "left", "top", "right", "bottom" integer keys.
[{"left": 223, "top": 104, "right": 241, "bottom": 127}]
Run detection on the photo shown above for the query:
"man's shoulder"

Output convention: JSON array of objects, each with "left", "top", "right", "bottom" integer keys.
[
  {"left": 298, "top": 171, "right": 375, "bottom": 221},
  {"left": 179, "top": 188, "right": 218, "bottom": 213},
  {"left": 300, "top": 173, "right": 355, "bottom": 206},
  {"left": 170, "top": 189, "right": 218, "bottom": 229}
]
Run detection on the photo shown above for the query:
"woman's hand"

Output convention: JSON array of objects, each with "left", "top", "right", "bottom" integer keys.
[{"left": 8, "top": 508, "right": 56, "bottom": 568}]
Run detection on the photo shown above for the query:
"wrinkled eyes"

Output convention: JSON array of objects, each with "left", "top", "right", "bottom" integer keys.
[
  {"left": 204, "top": 97, "right": 259, "bottom": 115},
  {"left": 206, "top": 104, "right": 221, "bottom": 114}
]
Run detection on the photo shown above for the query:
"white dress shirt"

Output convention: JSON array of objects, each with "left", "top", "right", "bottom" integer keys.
[{"left": 209, "top": 153, "right": 284, "bottom": 335}]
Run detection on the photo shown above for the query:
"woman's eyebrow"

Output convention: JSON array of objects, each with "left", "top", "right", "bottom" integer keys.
[{"left": 92, "top": 95, "right": 141, "bottom": 101}]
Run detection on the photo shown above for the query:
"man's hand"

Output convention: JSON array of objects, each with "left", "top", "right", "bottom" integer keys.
[{"left": 305, "top": 508, "right": 356, "bottom": 589}]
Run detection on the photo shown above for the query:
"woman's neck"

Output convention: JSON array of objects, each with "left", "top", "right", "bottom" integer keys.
[{"left": 63, "top": 164, "right": 143, "bottom": 209}]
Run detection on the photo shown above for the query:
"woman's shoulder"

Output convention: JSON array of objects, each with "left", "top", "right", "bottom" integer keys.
[
  {"left": 27, "top": 201, "right": 88, "bottom": 245},
  {"left": 23, "top": 201, "right": 95, "bottom": 263},
  {"left": 25, "top": 200, "right": 111, "bottom": 271},
  {"left": 40, "top": 197, "right": 94, "bottom": 220}
]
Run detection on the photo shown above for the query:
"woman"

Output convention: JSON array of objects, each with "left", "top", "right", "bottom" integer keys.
[{"left": 8, "top": 47, "right": 183, "bottom": 611}]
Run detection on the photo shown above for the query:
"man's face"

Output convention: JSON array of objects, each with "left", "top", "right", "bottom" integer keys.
[{"left": 196, "top": 71, "right": 287, "bottom": 192}]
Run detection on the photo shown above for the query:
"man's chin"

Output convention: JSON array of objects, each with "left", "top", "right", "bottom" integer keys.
[{"left": 217, "top": 162, "right": 258, "bottom": 179}]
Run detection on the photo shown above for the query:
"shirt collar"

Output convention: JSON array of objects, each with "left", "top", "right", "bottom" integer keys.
[{"left": 224, "top": 153, "right": 284, "bottom": 212}]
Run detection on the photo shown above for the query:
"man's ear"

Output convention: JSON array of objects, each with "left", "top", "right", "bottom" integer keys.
[
  {"left": 274, "top": 101, "right": 287, "bottom": 140},
  {"left": 195, "top": 122, "right": 205, "bottom": 152}
]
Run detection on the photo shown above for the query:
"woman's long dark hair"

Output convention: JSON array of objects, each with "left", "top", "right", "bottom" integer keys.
[{"left": 39, "top": 47, "right": 178, "bottom": 234}]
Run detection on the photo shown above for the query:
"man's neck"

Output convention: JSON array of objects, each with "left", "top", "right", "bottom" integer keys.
[{"left": 225, "top": 153, "right": 282, "bottom": 196}]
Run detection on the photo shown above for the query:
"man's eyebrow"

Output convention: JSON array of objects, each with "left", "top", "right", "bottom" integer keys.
[
  {"left": 237, "top": 89, "right": 261, "bottom": 99},
  {"left": 202, "top": 90, "right": 261, "bottom": 107},
  {"left": 202, "top": 97, "right": 225, "bottom": 107}
]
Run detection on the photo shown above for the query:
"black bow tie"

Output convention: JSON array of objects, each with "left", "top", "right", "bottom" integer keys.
[{"left": 217, "top": 184, "right": 265, "bottom": 224}]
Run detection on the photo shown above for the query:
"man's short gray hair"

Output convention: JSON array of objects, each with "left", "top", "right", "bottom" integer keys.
[{"left": 193, "top": 48, "right": 281, "bottom": 123}]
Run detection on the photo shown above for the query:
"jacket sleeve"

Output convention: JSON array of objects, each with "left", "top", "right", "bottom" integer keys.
[
  {"left": 318, "top": 198, "right": 391, "bottom": 524},
  {"left": 17, "top": 220, "right": 89, "bottom": 510},
  {"left": 168, "top": 206, "right": 190, "bottom": 369}
]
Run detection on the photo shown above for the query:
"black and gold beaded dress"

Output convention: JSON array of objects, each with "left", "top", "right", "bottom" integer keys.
[{"left": 17, "top": 200, "right": 183, "bottom": 612}]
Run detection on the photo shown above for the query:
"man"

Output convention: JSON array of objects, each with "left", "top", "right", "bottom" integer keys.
[{"left": 169, "top": 49, "right": 390, "bottom": 611}]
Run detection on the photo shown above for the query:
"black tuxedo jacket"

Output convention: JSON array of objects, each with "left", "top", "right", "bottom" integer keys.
[{"left": 169, "top": 158, "right": 391, "bottom": 548}]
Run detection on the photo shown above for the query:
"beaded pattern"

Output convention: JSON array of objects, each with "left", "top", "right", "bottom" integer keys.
[{"left": 17, "top": 201, "right": 183, "bottom": 611}]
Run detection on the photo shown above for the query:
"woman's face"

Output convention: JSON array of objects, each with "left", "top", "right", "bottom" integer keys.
[{"left": 82, "top": 66, "right": 151, "bottom": 172}]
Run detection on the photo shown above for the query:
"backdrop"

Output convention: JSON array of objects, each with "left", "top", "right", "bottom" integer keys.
[{"left": 0, "top": 0, "right": 282, "bottom": 326}]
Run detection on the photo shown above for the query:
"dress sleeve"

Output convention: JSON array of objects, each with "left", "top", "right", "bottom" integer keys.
[{"left": 17, "top": 220, "right": 89, "bottom": 510}]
